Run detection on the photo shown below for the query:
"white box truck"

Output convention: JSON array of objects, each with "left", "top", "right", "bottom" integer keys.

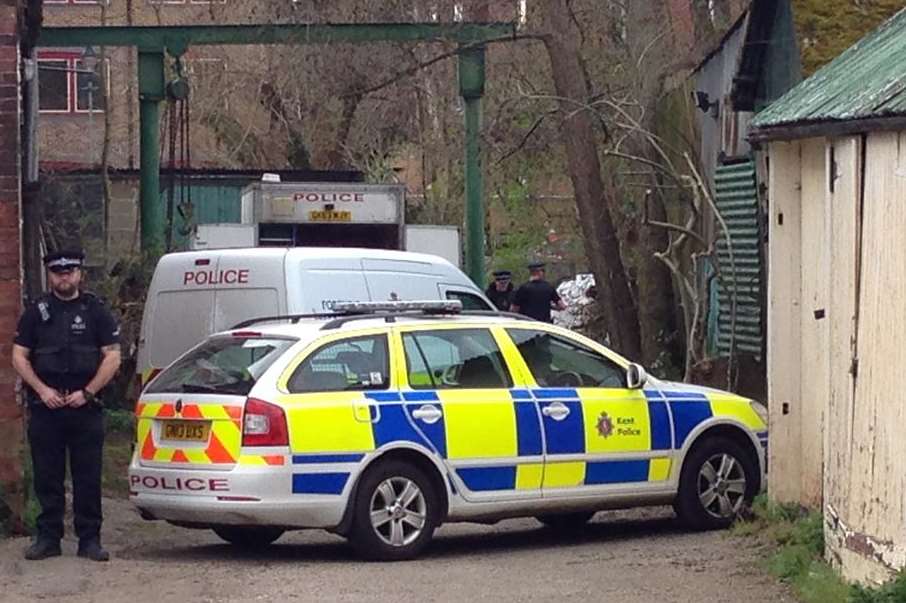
[{"left": 190, "top": 180, "right": 462, "bottom": 266}]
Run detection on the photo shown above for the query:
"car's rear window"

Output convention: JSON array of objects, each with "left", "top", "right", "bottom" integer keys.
[{"left": 146, "top": 336, "right": 297, "bottom": 396}]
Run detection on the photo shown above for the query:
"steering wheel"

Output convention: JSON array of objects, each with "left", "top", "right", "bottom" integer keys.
[{"left": 550, "top": 371, "right": 583, "bottom": 387}]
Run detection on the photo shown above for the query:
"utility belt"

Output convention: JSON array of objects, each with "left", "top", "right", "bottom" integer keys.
[{"left": 26, "top": 387, "right": 103, "bottom": 409}]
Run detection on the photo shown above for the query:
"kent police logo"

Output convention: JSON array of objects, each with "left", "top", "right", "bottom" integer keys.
[
  {"left": 72, "top": 315, "right": 87, "bottom": 332},
  {"left": 596, "top": 411, "right": 614, "bottom": 438}
]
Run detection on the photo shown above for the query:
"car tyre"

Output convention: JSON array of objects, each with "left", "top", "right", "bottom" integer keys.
[
  {"left": 350, "top": 460, "right": 440, "bottom": 561},
  {"left": 212, "top": 526, "right": 284, "bottom": 548},
  {"left": 535, "top": 512, "right": 595, "bottom": 531},
  {"left": 674, "top": 436, "right": 758, "bottom": 530}
]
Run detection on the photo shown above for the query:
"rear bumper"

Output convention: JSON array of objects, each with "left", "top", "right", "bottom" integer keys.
[{"left": 129, "top": 462, "right": 346, "bottom": 528}]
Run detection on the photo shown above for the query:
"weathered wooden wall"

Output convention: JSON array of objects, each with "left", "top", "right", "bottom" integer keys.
[
  {"left": 768, "top": 132, "right": 906, "bottom": 583},
  {"left": 797, "top": 137, "right": 828, "bottom": 508},
  {"left": 767, "top": 137, "right": 829, "bottom": 507},
  {"left": 826, "top": 131, "right": 906, "bottom": 583},
  {"left": 767, "top": 140, "right": 804, "bottom": 503}
]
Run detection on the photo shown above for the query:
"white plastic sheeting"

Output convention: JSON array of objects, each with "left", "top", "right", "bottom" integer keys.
[{"left": 552, "top": 273, "right": 596, "bottom": 330}]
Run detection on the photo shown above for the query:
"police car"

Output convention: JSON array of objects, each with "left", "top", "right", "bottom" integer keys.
[{"left": 129, "top": 301, "right": 768, "bottom": 560}]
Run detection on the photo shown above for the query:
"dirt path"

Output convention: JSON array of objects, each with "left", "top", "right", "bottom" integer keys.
[{"left": 0, "top": 499, "right": 794, "bottom": 603}]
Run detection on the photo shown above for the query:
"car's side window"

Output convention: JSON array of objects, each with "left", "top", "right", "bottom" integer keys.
[
  {"left": 445, "top": 290, "right": 493, "bottom": 311},
  {"left": 507, "top": 328, "right": 626, "bottom": 389},
  {"left": 287, "top": 335, "right": 390, "bottom": 393},
  {"left": 402, "top": 328, "right": 512, "bottom": 390}
]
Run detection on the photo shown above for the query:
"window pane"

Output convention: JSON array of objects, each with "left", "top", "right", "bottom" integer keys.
[
  {"left": 147, "top": 336, "right": 297, "bottom": 396},
  {"left": 288, "top": 335, "right": 389, "bottom": 393},
  {"left": 445, "top": 291, "right": 492, "bottom": 311},
  {"left": 403, "top": 329, "right": 511, "bottom": 390},
  {"left": 38, "top": 60, "right": 69, "bottom": 111},
  {"left": 76, "top": 59, "right": 105, "bottom": 111},
  {"left": 507, "top": 328, "right": 626, "bottom": 388}
]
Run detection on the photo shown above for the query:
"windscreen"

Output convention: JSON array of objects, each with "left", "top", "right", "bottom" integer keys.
[{"left": 146, "top": 336, "right": 297, "bottom": 396}]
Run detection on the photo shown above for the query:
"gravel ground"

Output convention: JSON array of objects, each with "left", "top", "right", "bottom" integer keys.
[{"left": 0, "top": 499, "right": 794, "bottom": 603}]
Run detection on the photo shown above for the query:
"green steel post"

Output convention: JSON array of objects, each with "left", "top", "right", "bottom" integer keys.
[
  {"left": 138, "top": 50, "right": 165, "bottom": 256},
  {"left": 459, "top": 47, "right": 486, "bottom": 288}
]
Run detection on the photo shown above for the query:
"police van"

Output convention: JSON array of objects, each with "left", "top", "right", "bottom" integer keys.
[
  {"left": 137, "top": 248, "right": 493, "bottom": 387},
  {"left": 129, "top": 301, "right": 768, "bottom": 560}
]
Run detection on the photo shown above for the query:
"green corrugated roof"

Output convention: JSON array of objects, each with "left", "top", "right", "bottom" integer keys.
[{"left": 752, "top": 7, "right": 906, "bottom": 129}]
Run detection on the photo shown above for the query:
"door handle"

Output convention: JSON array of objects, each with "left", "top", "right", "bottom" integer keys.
[
  {"left": 353, "top": 401, "right": 381, "bottom": 424},
  {"left": 542, "top": 402, "right": 570, "bottom": 421},
  {"left": 411, "top": 404, "right": 443, "bottom": 424}
]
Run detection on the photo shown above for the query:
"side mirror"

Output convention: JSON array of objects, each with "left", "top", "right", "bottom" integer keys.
[{"left": 626, "top": 363, "right": 648, "bottom": 389}]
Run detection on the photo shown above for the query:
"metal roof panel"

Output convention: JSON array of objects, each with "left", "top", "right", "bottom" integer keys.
[{"left": 752, "top": 7, "right": 906, "bottom": 129}]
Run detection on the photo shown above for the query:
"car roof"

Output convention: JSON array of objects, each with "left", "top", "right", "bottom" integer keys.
[{"left": 217, "top": 313, "right": 531, "bottom": 341}]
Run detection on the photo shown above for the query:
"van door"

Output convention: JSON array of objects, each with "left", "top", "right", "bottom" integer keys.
[
  {"left": 212, "top": 252, "right": 286, "bottom": 331},
  {"left": 362, "top": 258, "right": 442, "bottom": 302},
  {"left": 286, "top": 256, "right": 371, "bottom": 313},
  {"left": 141, "top": 255, "right": 220, "bottom": 380}
]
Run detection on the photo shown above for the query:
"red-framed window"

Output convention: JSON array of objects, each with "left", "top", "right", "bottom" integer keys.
[
  {"left": 147, "top": 0, "right": 227, "bottom": 5},
  {"left": 37, "top": 50, "right": 109, "bottom": 114},
  {"left": 43, "top": 0, "right": 108, "bottom": 5}
]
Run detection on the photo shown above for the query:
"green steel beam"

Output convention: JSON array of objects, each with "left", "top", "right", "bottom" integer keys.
[
  {"left": 138, "top": 50, "right": 165, "bottom": 255},
  {"left": 38, "top": 23, "right": 510, "bottom": 269},
  {"left": 459, "top": 46, "right": 486, "bottom": 286},
  {"left": 38, "top": 23, "right": 514, "bottom": 49}
]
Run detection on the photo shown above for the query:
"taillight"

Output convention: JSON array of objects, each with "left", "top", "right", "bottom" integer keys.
[{"left": 242, "top": 398, "right": 288, "bottom": 447}]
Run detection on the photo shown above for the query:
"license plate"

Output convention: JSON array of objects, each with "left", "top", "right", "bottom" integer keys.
[
  {"left": 309, "top": 210, "right": 352, "bottom": 222},
  {"left": 162, "top": 420, "right": 211, "bottom": 442}
]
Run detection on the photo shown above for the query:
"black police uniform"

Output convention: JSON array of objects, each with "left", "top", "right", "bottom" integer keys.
[
  {"left": 512, "top": 279, "right": 562, "bottom": 323},
  {"left": 485, "top": 283, "right": 514, "bottom": 311},
  {"left": 16, "top": 289, "right": 119, "bottom": 549}
]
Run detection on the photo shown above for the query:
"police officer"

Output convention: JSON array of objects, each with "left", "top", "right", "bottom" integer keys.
[
  {"left": 485, "top": 270, "right": 514, "bottom": 311},
  {"left": 12, "top": 250, "right": 121, "bottom": 561},
  {"left": 510, "top": 261, "right": 567, "bottom": 323}
]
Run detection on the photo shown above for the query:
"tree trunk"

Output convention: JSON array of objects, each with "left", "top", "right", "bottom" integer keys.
[
  {"left": 627, "top": 1, "right": 682, "bottom": 368},
  {"left": 539, "top": 0, "right": 642, "bottom": 360}
]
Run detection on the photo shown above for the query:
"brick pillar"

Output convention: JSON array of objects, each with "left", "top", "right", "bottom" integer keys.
[
  {"left": 666, "top": 0, "right": 695, "bottom": 53},
  {"left": 0, "top": 0, "right": 24, "bottom": 533}
]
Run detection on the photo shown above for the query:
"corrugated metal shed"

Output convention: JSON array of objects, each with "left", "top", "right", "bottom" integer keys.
[
  {"left": 752, "top": 7, "right": 906, "bottom": 129},
  {"left": 714, "top": 161, "right": 763, "bottom": 358}
]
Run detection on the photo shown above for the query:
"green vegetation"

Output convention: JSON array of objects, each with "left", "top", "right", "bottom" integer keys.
[
  {"left": 735, "top": 495, "right": 906, "bottom": 603},
  {"left": 103, "top": 433, "right": 135, "bottom": 500},
  {"left": 793, "top": 0, "right": 906, "bottom": 76}
]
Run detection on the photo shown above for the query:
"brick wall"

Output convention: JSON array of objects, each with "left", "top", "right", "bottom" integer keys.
[
  {"left": 667, "top": 0, "right": 695, "bottom": 53},
  {"left": 0, "top": 0, "right": 23, "bottom": 530}
]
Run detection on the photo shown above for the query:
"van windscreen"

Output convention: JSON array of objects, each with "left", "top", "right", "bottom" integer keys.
[{"left": 146, "top": 336, "right": 297, "bottom": 396}]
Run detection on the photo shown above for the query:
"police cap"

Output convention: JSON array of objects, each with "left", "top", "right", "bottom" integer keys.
[
  {"left": 492, "top": 270, "right": 512, "bottom": 281},
  {"left": 527, "top": 261, "right": 546, "bottom": 271},
  {"left": 43, "top": 249, "right": 85, "bottom": 273}
]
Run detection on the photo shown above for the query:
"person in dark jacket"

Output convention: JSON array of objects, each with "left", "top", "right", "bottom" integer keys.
[
  {"left": 12, "top": 250, "right": 121, "bottom": 562},
  {"left": 485, "top": 270, "right": 515, "bottom": 311},
  {"left": 510, "top": 261, "right": 567, "bottom": 323}
]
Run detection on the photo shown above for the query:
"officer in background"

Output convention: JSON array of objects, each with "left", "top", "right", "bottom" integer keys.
[
  {"left": 510, "top": 261, "right": 567, "bottom": 323},
  {"left": 485, "top": 270, "right": 514, "bottom": 311},
  {"left": 12, "top": 250, "right": 121, "bottom": 562}
]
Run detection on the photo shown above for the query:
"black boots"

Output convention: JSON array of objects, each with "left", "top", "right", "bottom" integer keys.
[
  {"left": 26, "top": 538, "right": 110, "bottom": 561},
  {"left": 77, "top": 539, "right": 110, "bottom": 562},
  {"left": 24, "top": 539, "right": 62, "bottom": 560}
]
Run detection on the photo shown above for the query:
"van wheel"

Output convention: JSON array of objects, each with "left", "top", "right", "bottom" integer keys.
[
  {"left": 349, "top": 460, "right": 439, "bottom": 561},
  {"left": 535, "top": 512, "right": 595, "bottom": 531},
  {"left": 674, "top": 437, "right": 757, "bottom": 530},
  {"left": 213, "top": 526, "right": 284, "bottom": 548}
]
